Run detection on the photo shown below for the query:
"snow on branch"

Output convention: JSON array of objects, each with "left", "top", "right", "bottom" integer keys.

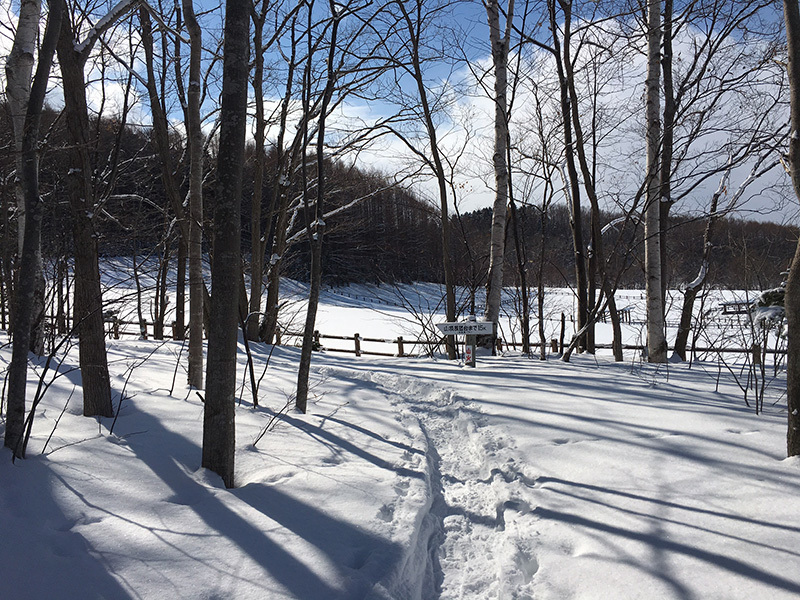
[
  {"left": 685, "top": 261, "right": 708, "bottom": 292},
  {"left": 74, "top": 0, "right": 143, "bottom": 56},
  {"left": 283, "top": 183, "right": 401, "bottom": 247}
]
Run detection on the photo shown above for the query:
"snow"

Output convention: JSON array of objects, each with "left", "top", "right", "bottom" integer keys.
[
  {"left": 74, "top": 0, "right": 140, "bottom": 54},
  {"left": 685, "top": 261, "right": 708, "bottom": 291},
  {"left": 1, "top": 279, "right": 799, "bottom": 599}
]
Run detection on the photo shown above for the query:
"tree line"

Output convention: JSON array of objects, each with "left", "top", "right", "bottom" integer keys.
[{"left": 1, "top": 106, "right": 788, "bottom": 293}]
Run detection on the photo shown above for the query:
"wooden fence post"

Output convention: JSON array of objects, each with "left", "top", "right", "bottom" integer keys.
[
  {"left": 113, "top": 317, "right": 120, "bottom": 340},
  {"left": 354, "top": 333, "right": 361, "bottom": 357},
  {"left": 396, "top": 336, "right": 404, "bottom": 357}
]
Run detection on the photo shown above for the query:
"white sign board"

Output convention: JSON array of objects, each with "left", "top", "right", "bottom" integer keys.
[{"left": 436, "top": 321, "right": 495, "bottom": 335}]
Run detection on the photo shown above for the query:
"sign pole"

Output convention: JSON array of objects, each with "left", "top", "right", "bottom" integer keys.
[
  {"left": 465, "top": 334, "right": 476, "bottom": 367},
  {"left": 436, "top": 316, "right": 493, "bottom": 367}
]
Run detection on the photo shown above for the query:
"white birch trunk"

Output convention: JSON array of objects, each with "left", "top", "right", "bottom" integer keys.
[
  {"left": 782, "top": 0, "right": 800, "bottom": 456},
  {"left": 484, "top": 0, "right": 513, "bottom": 330},
  {"left": 644, "top": 0, "right": 667, "bottom": 363},
  {"left": 5, "top": 0, "right": 40, "bottom": 254},
  {"left": 5, "top": 0, "right": 45, "bottom": 356}
]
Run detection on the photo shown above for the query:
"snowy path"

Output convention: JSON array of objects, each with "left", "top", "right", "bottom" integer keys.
[
  {"left": 323, "top": 354, "right": 800, "bottom": 600},
  {"left": 348, "top": 367, "right": 540, "bottom": 599}
]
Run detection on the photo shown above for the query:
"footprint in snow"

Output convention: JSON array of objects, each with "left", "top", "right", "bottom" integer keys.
[{"left": 726, "top": 428, "right": 760, "bottom": 435}]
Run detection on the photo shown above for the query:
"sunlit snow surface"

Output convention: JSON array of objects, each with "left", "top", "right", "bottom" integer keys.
[{"left": 1, "top": 274, "right": 798, "bottom": 599}]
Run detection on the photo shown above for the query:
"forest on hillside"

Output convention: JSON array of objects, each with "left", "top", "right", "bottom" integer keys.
[{"left": 1, "top": 105, "right": 792, "bottom": 299}]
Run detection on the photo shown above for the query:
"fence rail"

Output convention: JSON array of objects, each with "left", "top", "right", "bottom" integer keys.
[{"left": 40, "top": 315, "right": 786, "bottom": 361}]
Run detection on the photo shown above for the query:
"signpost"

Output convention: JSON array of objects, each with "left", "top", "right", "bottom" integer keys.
[
  {"left": 436, "top": 318, "right": 495, "bottom": 367},
  {"left": 435, "top": 321, "right": 495, "bottom": 336}
]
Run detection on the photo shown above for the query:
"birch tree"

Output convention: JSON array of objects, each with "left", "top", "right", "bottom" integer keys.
[
  {"left": 782, "top": 0, "right": 800, "bottom": 457},
  {"left": 644, "top": 0, "right": 667, "bottom": 362},
  {"left": 5, "top": 0, "right": 46, "bottom": 355},
  {"left": 483, "top": 0, "right": 514, "bottom": 340},
  {"left": 4, "top": 0, "right": 63, "bottom": 457}
]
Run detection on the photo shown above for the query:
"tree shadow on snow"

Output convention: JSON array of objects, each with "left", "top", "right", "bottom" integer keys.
[
  {"left": 114, "top": 407, "right": 403, "bottom": 599},
  {"left": 0, "top": 453, "right": 135, "bottom": 600}
]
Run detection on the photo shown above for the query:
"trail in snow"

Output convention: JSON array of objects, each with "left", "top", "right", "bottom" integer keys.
[{"left": 326, "top": 367, "right": 543, "bottom": 599}]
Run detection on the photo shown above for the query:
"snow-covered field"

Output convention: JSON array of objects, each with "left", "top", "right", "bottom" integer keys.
[{"left": 1, "top": 276, "right": 797, "bottom": 599}]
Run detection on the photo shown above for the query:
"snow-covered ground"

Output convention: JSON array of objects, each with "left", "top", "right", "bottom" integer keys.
[{"left": 1, "top": 278, "right": 797, "bottom": 599}]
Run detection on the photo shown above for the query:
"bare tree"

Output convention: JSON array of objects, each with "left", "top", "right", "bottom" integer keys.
[
  {"left": 483, "top": 0, "right": 514, "bottom": 343},
  {"left": 5, "top": 0, "right": 47, "bottom": 356},
  {"left": 672, "top": 139, "right": 784, "bottom": 361},
  {"left": 542, "top": 0, "right": 590, "bottom": 354},
  {"left": 295, "top": 0, "right": 341, "bottom": 413},
  {"left": 656, "top": 0, "right": 784, "bottom": 302},
  {"left": 782, "top": 0, "right": 800, "bottom": 457},
  {"left": 203, "top": 0, "right": 250, "bottom": 487},
  {"left": 517, "top": 76, "right": 561, "bottom": 359},
  {"left": 4, "top": 0, "right": 63, "bottom": 457},
  {"left": 182, "top": 0, "right": 205, "bottom": 390},
  {"left": 644, "top": 0, "right": 667, "bottom": 362},
  {"left": 379, "top": 0, "right": 461, "bottom": 359},
  {"left": 55, "top": 0, "right": 142, "bottom": 417}
]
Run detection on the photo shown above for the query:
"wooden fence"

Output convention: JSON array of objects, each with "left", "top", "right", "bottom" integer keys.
[
  {"left": 97, "top": 316, "right": 431, "bottom": 358},
  {"left": 37, "top": 314, "right": 785, "bottom": 361}
]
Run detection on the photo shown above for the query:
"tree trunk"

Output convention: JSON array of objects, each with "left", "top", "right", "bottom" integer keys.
[
  {"left": 56, "top": 1, "right": 113, "bottom": 417},
  {"left": 297, "top": 0, "right": 340, "bottom": 413},
  {"left": 659, "top": 0, "right": 675, "bottom": 307},
  {"left": 484, "top": 0, "right": 513, "bottom": 343},
  {"left": 259, "top": 31, "right": 298, "bottom": 344},
  {"left": 142, "top": 4, "right": 204, "bottom": 382},
  {"left": 550, "top": 0, "right": 588, "bottom": 355},
  {"left": 248, "top": 9, "right": 268, "bottom": 342},
  {"left": 2, "top": 185, "right": 13, "bottom": 330},
  {"left": 5, "top": 0, "right": 45, "bottom": 356},
  {"left": 183, "top": 0, "right": 205, "bottom": 390},
  {"left": 175, "top": 235, "right": 187, "bottom": 340},
  {"left": 56, "top": 253, "right": 67, "bottom": 334},
  {"left": 673, "top": 180, "right": 723, "bottom": 360},
  {"left": 509, "top": 195, "right": 529, "bottom": 355},
  {"left": 607, "top": 292, "right": 624, "bottom": 362},
  {"left": 4, "top": 0, "right": 62, "bottom": 456},
  {"left": 154, "top": 241, "right": 170, "bottom": 340},
  {"left": 203, "top": 0, "right": 250, "bottom": 488},
  {"left": 537, "top": 199, "right": 548, "bottom": 360},
  {"left": 296, "top": 235, "right": 323, "bottom": 413},
  {"left": 5, "top": 0, "right": 39, "bottom": 254},
  {"left": 644, "top": 0, "right": 667, "bottom": 363},
  {"left": 674, "top": 151, "right": 780, "bottom": 361},
  {"left": 398, "top": 1, "right": 457, "bottom": 359},
  {"left": 782, "top": 0, "right": 800, "bottom": 457},
  {"left": 261, "top": 191, "right": 290, "bottom": 344}
]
